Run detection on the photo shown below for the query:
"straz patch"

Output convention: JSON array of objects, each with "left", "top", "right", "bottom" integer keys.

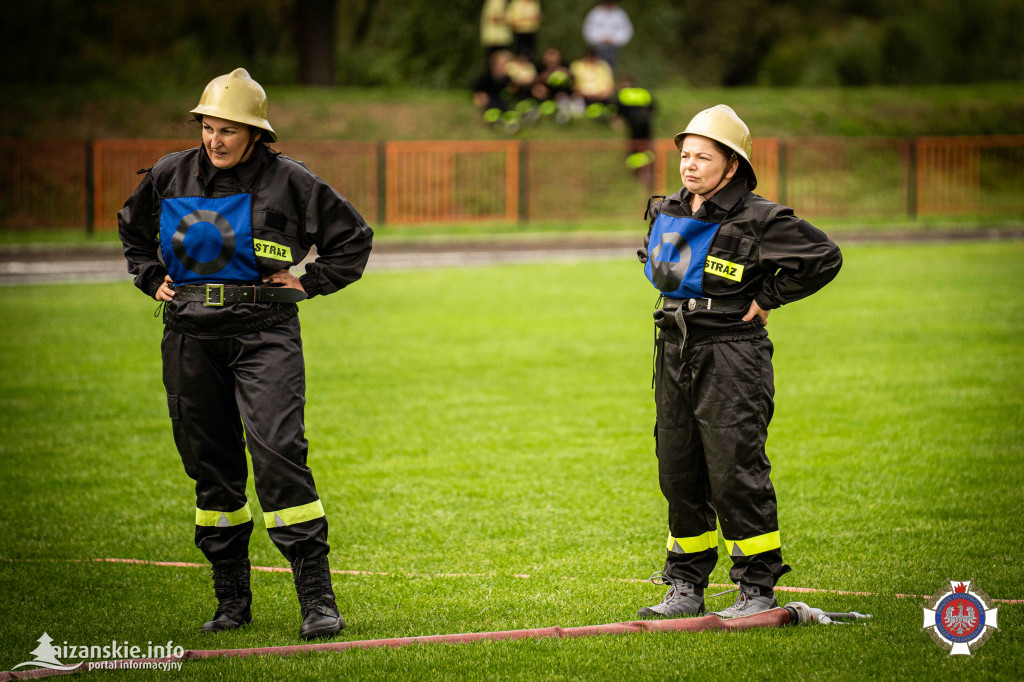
[
  {"left": 704, "top": 255, "right": 744, "bottom": 282},
  {"left": 253, "top": 238, "right": 292, "bottom": 262}
]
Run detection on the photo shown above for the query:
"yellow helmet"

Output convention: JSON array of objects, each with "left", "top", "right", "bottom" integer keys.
[
  {"left": 674, "top": 104, "right": 755, "bottom": 189},
  {"left": 190, "top": 68, "right": 277, "bottom": 142}
]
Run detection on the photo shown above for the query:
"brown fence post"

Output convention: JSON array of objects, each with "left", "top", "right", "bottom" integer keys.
[
  {"left": 84, "top": 139, "right": 95, "bottom": 236},
  {"left": 777, "top": 138, "right": 788, "bottom": 207},
  {"left": 653, "top": 140, "right": 669, "bottom": 197},
  {"left": 92, "top": 139, "right": 103, "bottom": 229},
  {"left": 907, "top": 137, "right": 917, "bottom": 219},
  {"left": 518, "top": 140, "right": 529, "bottom": 224},
  {"left": 506, "top": 140, "right": 520, "bottom": 224},
  {"left": 376, "top": 141, "right": 387, "bottom": 226}
]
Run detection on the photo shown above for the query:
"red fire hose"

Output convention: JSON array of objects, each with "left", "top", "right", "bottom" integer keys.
[{"left": 1, "top": 609, "right": 810, "bottom": 681}]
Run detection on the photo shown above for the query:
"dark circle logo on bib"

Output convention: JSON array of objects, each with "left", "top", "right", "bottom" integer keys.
[
  {"left": 172, "top": 210, "right": 236, "bottom": 275},
  {"left": 159, "top": 193, "right": 258, "bottom": 285},
  {"left": 643, "top": 214, "right": 719, "bottom": 299},
  {"left": 650, "top": 231, "right": 690, "bottom": 293}
]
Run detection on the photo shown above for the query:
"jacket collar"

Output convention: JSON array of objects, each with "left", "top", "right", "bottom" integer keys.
[
  {"left": 671, "top": 176, "right": 749, "bottom": 218},
  {"left": 195, "top": 143, "right": 267, "bottom": 190}
]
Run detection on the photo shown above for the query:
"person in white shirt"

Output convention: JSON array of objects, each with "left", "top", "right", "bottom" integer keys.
[{"left": 582, "top": 1, "right": 633, "bottom": 71}]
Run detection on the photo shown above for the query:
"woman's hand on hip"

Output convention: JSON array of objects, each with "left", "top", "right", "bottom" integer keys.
[
  {"left": 155, "top": 275, "right": 176, "bottom": 301},
  {"left": 742, "top": 299, "right": 770, "bottom": 326},
  {"left": 263, "top": 268, "right": 305, "bottom": 292}
]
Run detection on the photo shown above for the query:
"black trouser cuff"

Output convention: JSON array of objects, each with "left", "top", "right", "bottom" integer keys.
[{"left": 665, "top": 548, "right": 718, "bottom": 588}]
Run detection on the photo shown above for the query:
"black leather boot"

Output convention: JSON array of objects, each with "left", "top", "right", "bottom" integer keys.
[
  {"left": 201, "top": 558, "right": 252, "bottom": 632},
  {"left": 291, "top": 556, "right": 344, "bottom": 640}
]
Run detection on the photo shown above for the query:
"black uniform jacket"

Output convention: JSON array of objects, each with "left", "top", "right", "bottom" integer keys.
[
  {"left": 119, "top": 145, "right": 373, "bottom": 338},
  {"left": 641, "top": 178, "right": 842, "bottom": 336}
]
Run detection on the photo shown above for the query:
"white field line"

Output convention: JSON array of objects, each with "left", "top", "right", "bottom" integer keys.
[{"left": 4, "top": 557, "right": 1021, "bottom": 604}]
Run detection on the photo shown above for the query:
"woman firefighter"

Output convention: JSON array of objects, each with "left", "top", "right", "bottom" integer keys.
[
  {"left": 636, "top": 105, "right": 842, "bottom": 618},
  {"left": 118, "top": 68, "right": 373, "bottom": 639}
]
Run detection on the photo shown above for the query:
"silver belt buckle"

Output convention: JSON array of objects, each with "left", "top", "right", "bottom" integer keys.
[
  {"left": 204, "top": 283, "right": 225, "bottom": 307},
  {"left": 687, "top": 298, "right": 697, "bottom": 311}
]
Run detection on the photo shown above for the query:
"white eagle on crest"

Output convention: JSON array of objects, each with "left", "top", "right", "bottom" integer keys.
[{"left": 943, "top": 603, "right": 978, "bottom": 636}]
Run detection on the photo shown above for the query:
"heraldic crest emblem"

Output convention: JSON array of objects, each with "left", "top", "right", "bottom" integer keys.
[{"left": 922, "top": 580, "right": 999, "bottom": 656}]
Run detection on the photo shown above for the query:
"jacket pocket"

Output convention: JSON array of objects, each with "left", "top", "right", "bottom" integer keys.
[
  {"left": 703, "top": 230, "right": 755, "bottom": 294},
  {"left": 709, "top": 231, "right": 754, "bottom": 260},
  {"left": 251, "top": 210, "right": 307, "bottom": 269}
]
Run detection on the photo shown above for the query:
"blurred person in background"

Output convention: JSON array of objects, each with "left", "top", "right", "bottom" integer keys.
[
  {"left": 569, "top": 49, "right": 615, "bottom": 120},
  {"left": 506, "top": 50, "right": 541, "bottom": 126},
  {"left": 532, "top": 46, "right": 575, "bottom": 123},
  {"left": 480, "top": 0, "right": 513, "bottom": 67},
  {"left": 636, "top": 105, "right": 842, "bottom": 620},
  {"left": 473, "top": 49, "right": 517, "bottom": 130},
  {"left": 582, "top": 1, "right": 633, "bottom": 72},
  {"left": 118, "top": 68, "right": 373, "bottom": 641},
  {"left": 507, "top": 0, "right": 542, "bottom": 60},
  {"left": 614, "top": 76, "right": 655, "bottom": 188}
]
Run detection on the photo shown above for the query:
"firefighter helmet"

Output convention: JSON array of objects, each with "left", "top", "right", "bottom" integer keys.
[
  {"left": 674, "top": 104, "right": 755, "bottom": 189},
  {"left": 190, "top": 68, "right": 277, "bottom": 142}
]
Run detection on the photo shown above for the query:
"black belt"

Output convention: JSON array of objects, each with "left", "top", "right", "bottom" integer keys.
[
  {"left": 655, "top": 296, "right": 755, "bottom": 353},
  {"left": 173, "top": 284, "right": 307, "bottom": 307},
  {"left": 661, "top": 297, "right": 749, "bottom": 313}
]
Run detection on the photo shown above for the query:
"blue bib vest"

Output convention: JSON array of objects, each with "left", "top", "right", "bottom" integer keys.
[
  {"left": 159, "top": 194, "right": 259, "bottom": 285},
  {"left": 644, "top": 214, "right": 721, "bottom": 299}
]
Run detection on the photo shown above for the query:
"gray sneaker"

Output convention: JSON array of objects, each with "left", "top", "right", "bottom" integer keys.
[
  {"left": 637, "top": 572, "right": 705, "bottom": 618},
  {"left": 711, "top": 584, "right": 778, "bottom": 618}
]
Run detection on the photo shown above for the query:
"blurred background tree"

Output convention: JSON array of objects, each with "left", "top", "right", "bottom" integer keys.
[{"left": 1, "top": 0, "right": 1022, "bottom": 89}]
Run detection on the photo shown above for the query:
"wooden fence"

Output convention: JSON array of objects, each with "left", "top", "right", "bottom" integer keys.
[{"left": 1, "top": 135, "right": 1022, "bottom": 231}]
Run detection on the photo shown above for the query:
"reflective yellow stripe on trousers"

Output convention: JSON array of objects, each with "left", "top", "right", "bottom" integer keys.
[
  {"left": 724, "top": 531, "right": 781, "bottom": 557},
  {"left": 263, "top": 499, "right": 325, "bottom": 528},
  {"left": 195, "top": 502, "right": 252, "bottom": 527},
  {"left": 666, "top": 530, "right": 718, "bottom": 554}
]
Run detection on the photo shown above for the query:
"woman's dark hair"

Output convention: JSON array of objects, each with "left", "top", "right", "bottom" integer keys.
[
  {"left": 709, "top": 138, "right": 752, "bottom": 188},
  {"left": 708, "top": 138, "right": 733, "bottom": 160}
]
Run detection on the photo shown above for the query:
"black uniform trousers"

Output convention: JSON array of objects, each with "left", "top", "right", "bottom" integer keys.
[
  {"left": 654, "top": 324, "right": 784, "bottom": 592},
  {"left": 162, "top": 315, "right": 329, "bottom": 564}
]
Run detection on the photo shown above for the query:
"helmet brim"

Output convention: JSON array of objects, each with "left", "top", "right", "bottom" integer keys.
[
  {"left": 191, "top": 107, "right": 278, "bottom": 142},
  {"left": 673, "top": 131, "right": 757, "bottom": 190}
]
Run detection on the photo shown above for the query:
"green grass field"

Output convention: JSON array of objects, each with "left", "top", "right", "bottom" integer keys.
[
  {"left": 1, "top": 239, "right": 1022, "bottom": 680},
  {"left": 5, "top": 82, "right": 1024, "bottom": 141}
]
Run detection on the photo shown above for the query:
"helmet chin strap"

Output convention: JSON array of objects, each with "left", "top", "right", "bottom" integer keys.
[
  {"left": 240, "top": 129, "right": 261, "bottom": 163},
  {"left": 704, "top": 174, "right": 731, "bottom": 198},
  {"left": 699, "top": 154, "right": 739, "bottom": 199}
]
